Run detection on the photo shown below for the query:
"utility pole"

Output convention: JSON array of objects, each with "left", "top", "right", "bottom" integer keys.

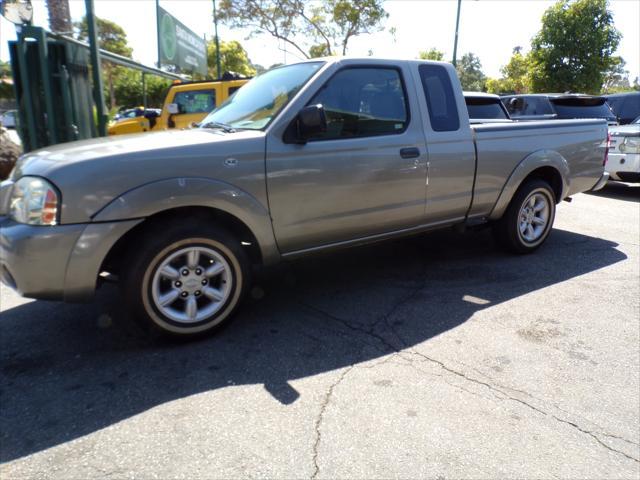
[
  {"left": 452, "top": 0, "right": 462, "bottom": 66},
  {"left": 213, "top": 0, "right": 221, "bottom": 79},
  {"left": 84, "top": 0, "right": 107, "bottom": 136}
]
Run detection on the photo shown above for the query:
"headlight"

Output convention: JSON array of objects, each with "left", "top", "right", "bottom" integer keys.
[
  {"left": 619, "top": 137, "right": 640, "bottom": 154},
  {"left": 9, "top": 176, "right": 60, "bottom": 225}
]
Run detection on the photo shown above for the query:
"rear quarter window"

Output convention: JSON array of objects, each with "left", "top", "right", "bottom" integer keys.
[{"left": 418, "top": 64, "right": 460, "bottom": 131}]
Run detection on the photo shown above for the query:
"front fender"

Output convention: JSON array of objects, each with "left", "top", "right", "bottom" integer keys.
[
  {"left": 91, "top": 177, "right": 280, "bottom": 265},
  {"left": 488, "top": 150, "right": 569, "bottom": 221}
]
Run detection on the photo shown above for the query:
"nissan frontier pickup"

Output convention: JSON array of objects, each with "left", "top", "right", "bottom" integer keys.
[{"left": 0, "top": 58, "right": 610, "bottom": 338}]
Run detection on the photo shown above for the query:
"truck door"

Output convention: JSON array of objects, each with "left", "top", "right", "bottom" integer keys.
[
  {"left": 415, "top": 63, "right": 476, "bottom": 223},
  {"left": 266, "top": 65, "right": 428, "bottom": 253}
]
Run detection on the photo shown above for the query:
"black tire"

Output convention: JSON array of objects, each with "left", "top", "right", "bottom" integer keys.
[
  {"left": 492, "top": 178, "right": 556, "bottom": 254},
  {"left": 121, "top": 220, "right": 251, "bottom": 339}
]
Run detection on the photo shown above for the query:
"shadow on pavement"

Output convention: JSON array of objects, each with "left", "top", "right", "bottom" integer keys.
[
  {"left": 587, "top": 181, "right": 640, "bottom": 202},
  {"left": 0, "top": 227, "right": 627, "bottom": 462}
]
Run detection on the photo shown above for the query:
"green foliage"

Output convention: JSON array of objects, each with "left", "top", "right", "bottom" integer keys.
[
  {"left": 529, "top": 0, "right": 621, "bottom": 94},
  {"left": 75, "top": 15, "right": 134, "bottom": 108},
  {"left": 217, "top": 0, "right": 387, "bottom": 58},
  {"left": 602, "top": 56, "right": 634, "bottom": 93},
  {"left": 309, "top": 43, "right": 331, "bottom": 58},
  {"left": 111, "top": 70, "right": 172, "bottom": 109},
  {"left": 207, "top": 39, "right": 256, "bottom": 78},
  {"left": 418, "top": 48, "right": 444, "bottom": 61},
  {"left": 486, "top": 47, "right": 533, "bottom": 94},
  {"left": 74, "top": 16, "right": 133, "bottom": 57},
  {"left": 0, "top": 61, "right": 14, "bottom": 100},
  {"left": 456, "top": 52, "right": 486, "bottom": 91}
]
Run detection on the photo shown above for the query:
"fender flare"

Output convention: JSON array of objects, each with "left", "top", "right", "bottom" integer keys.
[
  {"left": 91, "top": 177, "right": 281, "bottom": 265},
  {"left": 488, "top": 149, "right": 569, "bottom": 221}
]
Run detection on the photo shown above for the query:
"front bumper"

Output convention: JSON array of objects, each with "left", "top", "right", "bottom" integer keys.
[
  {"left": 606, "top": 153, "right": 640, "bottom": 182},
  {"left": 0, "top": 217, "right": 86, "bottom": 300},
  {"left": 0, "top": 216, "right": 142, "bottom": 302}
]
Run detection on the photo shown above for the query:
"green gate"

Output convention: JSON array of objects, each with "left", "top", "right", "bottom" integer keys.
[{"left": 9, "top": 25, "right": 181, "bottom": 153}]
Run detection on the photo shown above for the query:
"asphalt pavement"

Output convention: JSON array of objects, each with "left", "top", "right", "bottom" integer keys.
[{"left": 1, "top": 182, "right": 639, "bottom": 479}]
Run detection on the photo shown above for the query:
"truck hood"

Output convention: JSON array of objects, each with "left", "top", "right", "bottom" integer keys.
[{"left": 12, "top": 128, "right": 267, "bottom": 223}]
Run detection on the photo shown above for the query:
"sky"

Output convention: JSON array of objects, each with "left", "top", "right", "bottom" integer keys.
[{"left": 1, "top": 0, "right": 639, "bottom": 81}]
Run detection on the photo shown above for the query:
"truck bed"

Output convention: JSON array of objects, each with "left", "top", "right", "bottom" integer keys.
[{"left": 469, "top": 119, "right": 608, "bottom": 218}]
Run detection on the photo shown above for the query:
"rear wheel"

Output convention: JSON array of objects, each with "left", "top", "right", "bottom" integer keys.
[
  {"left": 493, "top": 179, "right": 556, "bottom": 254},
  {"left": 122, "top": 222, "right": 250, "bottom": 338}
]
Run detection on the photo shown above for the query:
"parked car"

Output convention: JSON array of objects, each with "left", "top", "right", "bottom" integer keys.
[
  {"left": 502, "top": 94, "right": 618, "bottom": 125},
  {"left": 0, "top": 58, "right": 608, "bottom": 338},
  {"left": 113, "top": 107, "right": 145, "bottom": 122},
  {"left": 607, "top": 116, "right": 640, "bottom": 183},
  {"left": 109, "top": 108, "right": 162, "bottom": 133},
  {"left": 604, "top": 92, "right": 640, "bottom": 125},
  {"left": 463, "top": 92, "right": 511, "bottom": 123},
  {"left": 108, "top": 77, "right": 249, "bottom": 135},
  {"left": 0, "top": 109, "right": 17, "bottom": 129}
]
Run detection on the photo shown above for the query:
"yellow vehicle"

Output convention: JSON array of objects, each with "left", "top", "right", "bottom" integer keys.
[{"left": 108, "top": 78, "right": 249, "bottom": 135}]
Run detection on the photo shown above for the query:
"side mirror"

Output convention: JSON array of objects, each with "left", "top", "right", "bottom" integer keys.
[
  {"left": 297, "top": 104, "right": 327, "bottom": 141},
  {"left": 167, "top": 103, "right": 180, "bottom": 115}
]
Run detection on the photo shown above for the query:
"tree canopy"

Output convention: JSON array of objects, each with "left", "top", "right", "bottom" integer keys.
[
  {"left": 486, "top": 47, "right": 532, "bottom": 94},
  {"left": 418, "top": 48, "right": 445, "bottom": 61},
  {"left": 456, "top": 53, "right": 486, "bottom": 92},
  {"left": 529, "top": 0, "right": 621, "bottom": 94},
  {"left": 74, "top": 16, "right": 133, "bottom": 58},
  {"left": 75, "top": 16, "right": 134, "bottom": 108},
  {"left": 207, "top": 39, "right": 256, "bottom": 78},
  {"left": 217, "top": 0, "right": 388, "bottom": 59}
]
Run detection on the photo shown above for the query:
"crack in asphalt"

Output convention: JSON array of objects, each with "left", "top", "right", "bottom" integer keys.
[
  {"left": 311, "top": 366, "right": 354, "bottom": 480},
  {"left": 300, "top": 298, "right": 640, "bottom": 466},
  {"left": 407, "top": 350, "right": 640, "bottom": 464}
]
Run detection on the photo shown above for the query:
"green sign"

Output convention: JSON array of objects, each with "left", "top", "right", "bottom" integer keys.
[{"left": 157, "top": 5, "right": 207, "bottom": 76}]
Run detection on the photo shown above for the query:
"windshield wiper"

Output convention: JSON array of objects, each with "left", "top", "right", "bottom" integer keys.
[{"left": 199, "top": 121, "right": 236, "bottom": 133}]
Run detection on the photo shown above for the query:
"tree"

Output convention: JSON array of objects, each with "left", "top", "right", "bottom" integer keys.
[
  {"left": 529, "top": 0, "right": 621, "bottom": 94},
  {"left": 418, "top": 48, "right": 444, "bottom": 61},
  {"left": 602, "top": 56, "right": 632, "bottom": 93},
  {"left": 0, "top": 61, "right": 14, "bottom": 100},
  {"left": 112, "top": 70, "right": 172, "bottom": 109},
  {"left": 486, "top": 47, "right": 532, "bottom": 94},
  {"left": 456, "top": 52, "right": 486, "bottom": 91},
  {"left": 217, "top": 0, "right": 388, "bottom": 59},
  {"left": 75, "top": 16, "right": 133, "bottom": 108},
  {"left": 207, "top": 39, "right": 256, "bottom": 78},
  {"left": 46, "top": 0, "right": 72, "bottom": 33}
]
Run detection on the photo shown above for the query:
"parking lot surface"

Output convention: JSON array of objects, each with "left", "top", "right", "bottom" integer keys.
[{"left": 1, "top": 182, "right": 639, "bottom": 479}]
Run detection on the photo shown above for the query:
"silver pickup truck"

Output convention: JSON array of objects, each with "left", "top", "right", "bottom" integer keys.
[{"left": 0, "top": 58, "right": 609, "bottom": 338}]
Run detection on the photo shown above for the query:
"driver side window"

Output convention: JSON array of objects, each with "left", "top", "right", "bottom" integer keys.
[{"left": 307, "top": 67, "right": 409, "bottom": 140}]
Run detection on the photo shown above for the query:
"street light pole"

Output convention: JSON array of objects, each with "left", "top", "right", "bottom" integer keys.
[
  {"left": 452, "top": 0, "right": 462, "bottom": 66},
  {"left": 213, "top": 0, "right": 221, "bottom": 79}
]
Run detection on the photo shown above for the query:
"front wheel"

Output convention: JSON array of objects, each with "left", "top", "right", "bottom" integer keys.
[
  {"left": 492, "top": 179, "right": 556, "bottom": 254},
  {"left": 122, "top": 222, "right": 250, "bottom": 338}
]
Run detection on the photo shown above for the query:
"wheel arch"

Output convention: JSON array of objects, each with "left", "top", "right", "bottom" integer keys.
[
  {"left": 488, "top": 150, "right": 569, "bottom": 221},
  {"left": 100, "top": 206, "right": 266, "bottom": 278},
  {"left": 92, "top": 177, "right": 281, "bottom": 267}
]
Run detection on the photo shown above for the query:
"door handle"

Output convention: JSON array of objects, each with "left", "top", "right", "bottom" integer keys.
[{"left": 400, "top": 147, "right": 420, "bottom": 159}]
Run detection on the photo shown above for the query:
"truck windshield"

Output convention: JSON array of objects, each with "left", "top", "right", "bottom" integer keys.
[
  {"left": 200, "top": 62, "right": 324, "bottom": 130},
  {"left": 551, "top": 98, "right": 616, "bottom": 121}
]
